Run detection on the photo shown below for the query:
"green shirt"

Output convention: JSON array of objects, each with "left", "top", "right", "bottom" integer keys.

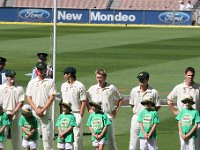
[
  {"left": 0, "top": 112, "right": 10, "bottom": 142},
  {"left": 137, "top": 109, "right": 160, "bottom": 139},
  {"left": 56, "top": 113, "right": 76, "bottom": 143},
  {"left": 18, "top": 115, "right": 38, "bottom": 141},
  {"left": 86, "top": 111, "right": 111, "bottom": 141},
  {"left": 176, "top": 108, "right": 200, "bottom": 138}
]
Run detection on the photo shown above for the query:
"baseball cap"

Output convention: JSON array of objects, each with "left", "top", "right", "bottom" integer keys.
[
  {"left": 36, "top": 62, "right": 47, "bottom": 70},
  {"left": 0, "top": 57, "right": 6, "bottom": 64},
  {"left": 181, "top": 96, "right": 195, "bottom": 104},
  {"left": 5, "top": 69, "right": 16, "bottom": 76},
  {"left": 137, "top": 71, "right": 150, "bottom": 79},
  {"left": 21, "top": 104, "right": 32, "bottom": 115},
  {"left": 63, "top": 67, "right": 76, "bottom": 75},
  {"left": 89, "top": 101, "right": 102, "bottom": 109},
  {"left": 141, "top": 96, "right": 155, "bottom": 106},
  {"left": 37, "top": 53, "right": 48, "bottom": 59},
  {"left": 60, "top": 102, "right": 72, "bottom": 112}
]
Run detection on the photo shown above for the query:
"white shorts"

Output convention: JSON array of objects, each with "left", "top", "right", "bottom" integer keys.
[
  {"left": 57, "top": 142, "right": 73, "bottom": 149},
  {"left": 0, "top": 142, "right": 4, "bottom": 149},
  {"left": 92, "top": 139, "right": 107, "bottom": 147},
  {"left": 22, "top": 139, "right": 37, "bottom": 150},
  {"left": 140, "top": 138, "right": 156, "bottom": 150}
]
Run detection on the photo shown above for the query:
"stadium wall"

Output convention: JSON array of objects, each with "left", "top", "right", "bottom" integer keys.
[{"left": 0, "top": 7, "right": 192, "bottom": 25}]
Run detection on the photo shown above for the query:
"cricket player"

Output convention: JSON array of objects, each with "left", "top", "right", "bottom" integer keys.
[
  {"left": 26, "top": 62, "right": 56, "bottom": 150},
  {"left": 0, "top": 69, "right": 24, "bottom": 150},
  {"left": 61, "top": 67, "right": 87, "bottom": 150},
  {"left": 87, "top": 68, "right": 123, "bottom": 150},
  {"left": 129, "top": 71, "right": 161, "bottom": 150}
]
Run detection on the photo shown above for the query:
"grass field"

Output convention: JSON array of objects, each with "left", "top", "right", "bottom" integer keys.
[{"left": 1, "top": 23, "right": 200, "bottom": 149}]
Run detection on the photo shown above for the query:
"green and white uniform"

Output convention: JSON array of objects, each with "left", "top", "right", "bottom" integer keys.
[
  {"left": 56, "top": 113, "right": 76, "bottom": 143},
  {"left": 86, "top": 111, "right": 111, "bottom": 141},
  {"left": 137, "top": 109, "right": 160, "bottom": 150},
  {"left": 176, "top": 108, "right": 200, "bottom": 150},
  {"left": 18, "top": 115, "right": 38, "bottom": 141}
]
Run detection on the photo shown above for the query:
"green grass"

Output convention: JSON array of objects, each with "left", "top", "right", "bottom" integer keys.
[{"left": 1, "top": 24, "right": 200, "bottom": 149}]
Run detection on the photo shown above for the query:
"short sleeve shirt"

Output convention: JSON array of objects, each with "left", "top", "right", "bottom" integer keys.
[
  {"left": 86, "top": 111, "right": 111, "bottom": 141},
  {"left": 55, "top": 113, "right": 76, "bottom": 143},
  {"left": 0, "top": 112, "right": 10, "bottom": 142},
  {"left": 137, "top": 109, "right": 160, "bottom": 139},
  {"left": 18, "top": 115, "right": 38, "bottom": 141},
  {"left": 167, "top": 82, "right": 200, "bottom": 111},
  {"left": 26, "top": 77, "right": 56, "bottom": 108},
  {"left": 0, "top": 83, "right": 25, "bottom": 113},
  {"left": 176, "top": 108, "right": 200, "bottom": 138},
  {"left": 61, "top": 80, "right": 86, "bottom": 112},
  {"left": 87, "top": 83, "right": 123, "bottom": 114},
  {"left": 129, "top": 85, "right": 161, "bottom": 115}
]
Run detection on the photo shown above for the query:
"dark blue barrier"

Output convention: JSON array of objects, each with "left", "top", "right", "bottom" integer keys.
[
  {"left": 0, "top": 8, "right": 17, "bottom": 21},
  {"left": 18, "top": 8, "right": 52, "bottom": 22},
  {"left": 0, "top": 8, "right": 192, "bottom": 25}
]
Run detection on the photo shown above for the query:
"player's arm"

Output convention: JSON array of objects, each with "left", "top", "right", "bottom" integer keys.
[
  {"left": 0, "top": 126, "right": 6, "bottom": 133},
  {"left": 11, "top": 101, "right": 23, "bottom": 118},
  {"left": 21, "top": 126, "right": 32, "bottom": 136},
  {"left": 148, "top": 124, "right": 157, "bottom": 138},
  {"left": 62, "top": 126, "right": 73, "bottom": 135},
  {"left": 111, "top": 98, "right": 123, "bottom": 118},
  {"left": 185, "top": 123, "right": 198, "bottom": 139},
  {"left": 27, "top": 96, "right": 37, "bottom": 112},
  {"left": 97, "top": 126, "right": 108, "bottom": 140},
  {"left": 80, "top": 100, "right": 86, "bottom": 117},
  {"left": 40, "top": 94, "right": 55, "bottom": 115},
  {"left": 89, "top": 126, "right": 98, "bottom": 139},
  {"left": 178, "top": 121, "right": 186, "bottom": 140},
  {"left": 167, "top": 99, "right": 178, "bottom": 115},
  {"left": 139, "top": 122, "right": 148, "bottom": 139}
]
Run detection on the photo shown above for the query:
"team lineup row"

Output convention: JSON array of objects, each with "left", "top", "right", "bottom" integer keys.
[{"left": 0, "top": 54, "right": 200, "bottom": 150}]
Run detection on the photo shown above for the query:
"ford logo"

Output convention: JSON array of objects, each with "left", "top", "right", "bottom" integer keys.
[
  {"left": 158, "top": 12, "right": 190, "bottom": 24},
  {"left": 19, "top": 9, "right": 50, "bottom": 20}
]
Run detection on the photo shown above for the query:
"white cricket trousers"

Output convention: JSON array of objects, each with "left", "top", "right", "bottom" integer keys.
[
  {"left": 180, "top": 137, "right": 195, "bottom": 150},
  {"left": 107, "top": 117, "right": 117, "bottom": 150},
  {"left": 129, "top": 115, "right": 140, "bottom": 150},
  {"left": 10, "top": 114, "right": 22, "bottom": 150},
  {"left": 33, "top": 110, "right": 53, "bottom": 150},
  {"left": 195, "top": 125, "right": 200, "bottom": 150},
  {"left": 73, "top": 112, "right": 83, "bottom": 150},
  {"left": 140, "top": 139, "right": 156, "bottom": 150}
]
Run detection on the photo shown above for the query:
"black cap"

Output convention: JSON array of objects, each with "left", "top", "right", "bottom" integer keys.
[
  {"left": 36, "top": 62, "right": 47, "bottom": 69},
  {"left": 0, "top": 57, "right": 7, "bottom": 64},
  {"left": 60, "top": 102, "right": 72, "bottom": 112},
  {"left": 5, "top": 69, "right": 16, "bottom": 76},
  {"left": 37, "top": 53, "right": 48, "bottom": 59},
  {"left": 181, "top": 96, "right": 195, "bottom": 105},
  {"left": 63, "top": 67, "right": 76, "bottom": 75},
  {"left": 137, "top": 71, "right": 150, "bottom": 79},
  {"left": 89, "top": 101, "right": 102, "bottom": 109}
]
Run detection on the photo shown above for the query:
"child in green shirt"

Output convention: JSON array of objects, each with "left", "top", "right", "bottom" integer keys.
[
  {"left": 176, "top": 96, "right": 200, "bottom": 150},
  {"left": 0, "top": 104, "right": 10, "bottom": 150},
  {"left": 137, "top": 97, "right": 160, "bottom": 150},
  {"left": 56, "top": 102, "right": 76, "bottom": 150},
  {"left": 86, "top": 101, "right": 111, "bottom": 150},
  {"left": 18, "top": 104, "right": 38, "bottom": 150}
]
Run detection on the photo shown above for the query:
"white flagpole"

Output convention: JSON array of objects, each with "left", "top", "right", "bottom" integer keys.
[{"left": 52, "top": 0, "right": 57, "bottom": 139}]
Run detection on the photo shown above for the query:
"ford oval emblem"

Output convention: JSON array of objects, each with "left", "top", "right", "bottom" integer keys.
[
  {"left": 158, "top": 12, "right": 190, "bottom": 24},
  {"left": 19, "top": 9, "right": 50, "bottom": 20}
]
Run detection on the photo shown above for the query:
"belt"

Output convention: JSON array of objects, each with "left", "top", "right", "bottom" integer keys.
[{"left": 72, "top": 111, "right": 80, "bottom": 113}]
